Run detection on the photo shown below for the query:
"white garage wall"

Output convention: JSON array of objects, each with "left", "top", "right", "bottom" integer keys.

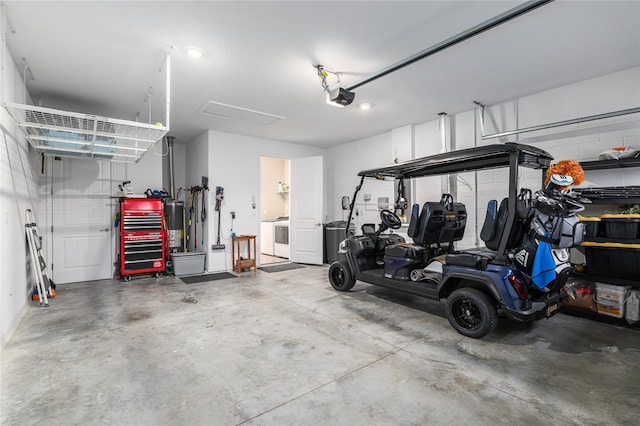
[
  {"left": 123, "top": 148, "right": 164, "bottom": 195},
  {"left": 326, "top": 66, "right": 640, "bottom": 247},
  {"left": 0, "top": 50, "right": 38, "bottom": 349},
  {"left": 203, "top": 130, "right": 326, "bottom": 271},
  {"left": 326, "top": 131, "right": 394, "bottom": 232}
]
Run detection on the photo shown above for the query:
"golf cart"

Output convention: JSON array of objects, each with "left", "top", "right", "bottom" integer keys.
[{"left": 328, "top": 143, "right": 586, "bottom": 338}]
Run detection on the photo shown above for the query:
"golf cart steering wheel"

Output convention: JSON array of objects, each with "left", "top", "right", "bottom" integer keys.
[{"left": 380, "top": 209, "right": 402, "bottom": 230}]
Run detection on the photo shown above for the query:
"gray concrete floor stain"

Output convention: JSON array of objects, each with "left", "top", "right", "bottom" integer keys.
[
  {"left": 181, "top": 295, "right": 199, "bottom": 304},
  {"left": 1, "top": 265, "right": 639, "bottom": 426}
]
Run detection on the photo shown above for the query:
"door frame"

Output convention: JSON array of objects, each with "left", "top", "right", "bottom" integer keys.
[{"left": 45, "top": 156, "right": 116, "bottom": 283}]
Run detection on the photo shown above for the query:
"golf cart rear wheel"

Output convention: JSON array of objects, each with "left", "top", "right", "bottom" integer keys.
[
  {"left": 328, "top": 262, "right": 356, "bottom": 291},
  {"left": 446, "top": 288, "right": 497, "bottom": 338}
]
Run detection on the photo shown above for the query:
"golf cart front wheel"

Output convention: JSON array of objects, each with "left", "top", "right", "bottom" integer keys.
[
  {"left": 446, "top": 288, "right": 497, "bottom": 338},
  {"left": 328, "top": 262, "right": 356, "bottom": 291}
]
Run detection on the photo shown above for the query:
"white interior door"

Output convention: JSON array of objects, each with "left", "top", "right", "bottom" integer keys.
[
  {"left": 51, "top": 157, "right": 113, "bottom": 283},
  {"left": 290, "top": 156, "right": 323, "bottom": 265}
]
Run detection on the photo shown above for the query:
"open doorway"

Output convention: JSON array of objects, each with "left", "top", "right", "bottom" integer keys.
[{"left": 259, "top": 157, "right": 290, "bottom": 265}]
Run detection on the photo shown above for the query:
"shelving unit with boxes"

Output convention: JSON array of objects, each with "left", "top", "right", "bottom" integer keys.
[{"left": 565, "top": 156, "right": 640, "bottom": 324}]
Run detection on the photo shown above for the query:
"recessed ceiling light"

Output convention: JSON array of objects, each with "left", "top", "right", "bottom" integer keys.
[
  {"left": 358, "top": 103, "right": 372, "bottom": 110},
  {"left": 185, "top": 47, "right": 203, "bottom": 59}
]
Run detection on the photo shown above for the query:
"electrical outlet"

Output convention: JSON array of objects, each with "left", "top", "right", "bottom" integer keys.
[{"left": 231, "top": 211, "right": 236, "bottom": 219}]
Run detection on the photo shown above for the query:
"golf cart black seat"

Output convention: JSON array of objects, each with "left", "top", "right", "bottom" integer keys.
[
  {"left": 383, "top": 195, "right": 466, "bottom": 280},
  {"left": 384, "top": 195, "right": 467, "bottom": 260},
  {"left": 446, "top": 197, "right": 529, "bottom": 269},
  {"left": 411, "top": 194, "right": 467, "bottom": 248},
  {"left": 480, "top": 194, "right": 531, "bottom": 251}
]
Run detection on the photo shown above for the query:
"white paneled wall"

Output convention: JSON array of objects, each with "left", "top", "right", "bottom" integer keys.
[
  {"left": 0, "top": 49, "right": 37, "bottom": 348},
  {"left": 326, "top": 66, "right": 640, "bottom": 248}
]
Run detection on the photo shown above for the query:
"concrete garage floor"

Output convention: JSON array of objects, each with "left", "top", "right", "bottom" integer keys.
[{"left": 1, "top": 265, "right": 639, "bottom": 425}]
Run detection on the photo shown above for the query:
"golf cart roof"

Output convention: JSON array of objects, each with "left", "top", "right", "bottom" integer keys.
[{"left": 358, "top": 143, "right": 553, "bottom": 179}]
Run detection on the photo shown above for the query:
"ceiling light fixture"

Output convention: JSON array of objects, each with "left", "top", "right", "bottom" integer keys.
[
  {"left": 358, "top": 102, "right": 372, "bottom": 110},
  {"left": 185, "top": 47, "right": 203, "bottom": 59},
  {"left": 315, "top": 64, "right": 355, "bottom": 107}
]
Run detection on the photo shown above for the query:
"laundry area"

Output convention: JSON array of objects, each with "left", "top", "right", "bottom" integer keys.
[
  {"left": 259, "top": 156, "right": 291, "bottom": 265},
  {"left": 1, "top": 1, "right": 639, "bottom": 425}
]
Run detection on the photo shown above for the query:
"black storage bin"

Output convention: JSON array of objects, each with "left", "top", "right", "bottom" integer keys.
[
  {"left": 579, "top": 217, "right": 601, "bottom": 238},
  {"left": 601, "top": 214, "right": 640, "bottom": 240},
  {"left": 585, "top": 244, "right": 640, "bottom": 280}
]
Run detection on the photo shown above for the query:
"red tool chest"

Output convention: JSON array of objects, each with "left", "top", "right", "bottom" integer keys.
[{"left": 119, "top": 198, "right": 166, "bottom": 281}]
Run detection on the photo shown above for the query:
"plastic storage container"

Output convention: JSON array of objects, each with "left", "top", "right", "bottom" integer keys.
[
  {"left": 171, "top": 252, "right": 206, "bottom": 276},
  {"left": 584, "top": 244, "right": 640, "bottom": 280},
  {"left": 600, "top": 214, "right": 640, "bottom": 240},
  {"left": 594, "top": 283, "right": 631, "bottom": 318},
  {"left": 578, "top": 216, "right": 601, "bottom": 238}
]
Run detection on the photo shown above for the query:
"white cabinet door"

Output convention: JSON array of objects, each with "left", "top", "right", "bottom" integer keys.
[
  {"left": 51, "top": 158, "right": 113, "bottom": 283},
  {"left": 290, "top": 156, "right": 323, "bottom": 265}
]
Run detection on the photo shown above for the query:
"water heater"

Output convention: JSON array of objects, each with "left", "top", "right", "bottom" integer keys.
[{"left": 165, "top": 200, "right": 184, "bottom": 252}]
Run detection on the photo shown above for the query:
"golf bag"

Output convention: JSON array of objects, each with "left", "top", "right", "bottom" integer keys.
[{"left": 513, "top": 174, "right": 586, "bottom": 291}]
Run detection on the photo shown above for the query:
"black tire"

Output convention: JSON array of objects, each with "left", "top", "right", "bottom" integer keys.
[
  {"left": 445, "top": 288, "right": 498, "bottom": 338},
  {"left": 328, "top": 261, "right": 356, "bottom": 291}
]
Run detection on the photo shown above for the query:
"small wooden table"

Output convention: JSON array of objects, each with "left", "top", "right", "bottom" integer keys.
[{"left": 232, "top": 235, "right": 257, "bottom": 273}]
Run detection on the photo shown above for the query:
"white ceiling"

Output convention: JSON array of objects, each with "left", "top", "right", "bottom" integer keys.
[{"left": 4, "top": 1, "right": 640, "bottom": 148}]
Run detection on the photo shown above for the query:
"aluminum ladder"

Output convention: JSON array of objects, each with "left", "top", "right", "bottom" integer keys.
[{"left": 25, "top": 209, "right": 54, "bottom": 307}]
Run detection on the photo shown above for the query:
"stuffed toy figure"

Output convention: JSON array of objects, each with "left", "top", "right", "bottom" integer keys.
[{"left": 544, "top": 159, "right": 585, "bottom": 190}]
